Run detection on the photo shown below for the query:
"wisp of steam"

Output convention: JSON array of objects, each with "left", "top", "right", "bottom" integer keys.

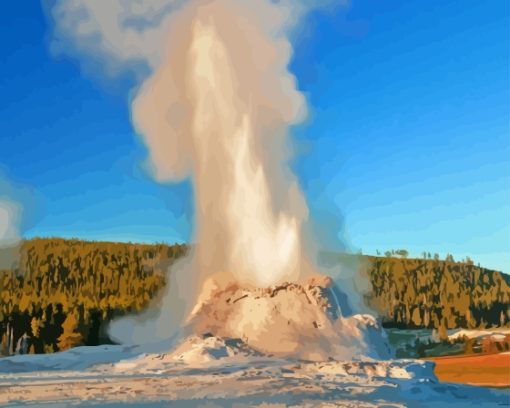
[
  {"left": 0, "top": 173, "right": 28, "bottom": 271},
  {"left": 48, "top": 0, "right": 359, "bottom": 345},
  {"left": 0, "top": 198, "right": 20, "bottom": 247}
]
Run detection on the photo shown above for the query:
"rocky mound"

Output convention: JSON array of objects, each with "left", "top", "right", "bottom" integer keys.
[
  {"left": 168, "top": 333, "right": 264, "bottom": 364},
  {"left": 183, "top": 274, "right": 392, "bottom": 361}
]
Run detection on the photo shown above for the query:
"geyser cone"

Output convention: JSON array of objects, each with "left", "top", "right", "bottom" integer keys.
[{"left": 183, "top": 274, "right": 392, "bottom": 361}]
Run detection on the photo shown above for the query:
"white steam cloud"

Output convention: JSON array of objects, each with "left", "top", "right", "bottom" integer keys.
[
  {"left": 0, "top": 176, "right": 22, "bottom": 247},
  {"left": 48, "top": 0, "right": 350, "bottom": 344},
  {"left": 0, "top": 200, "right": 21, "bottom": 247},
  {"left": 0, "top": 173, "right": 29, "bottom": 271}
]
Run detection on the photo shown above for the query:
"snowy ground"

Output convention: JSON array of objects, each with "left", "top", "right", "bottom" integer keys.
[
  {"left": 448, "top": 328, "right": 510, "bottom": 342},
  {"left": 0, "top": 339, "right": 508, "bottom": 407}
]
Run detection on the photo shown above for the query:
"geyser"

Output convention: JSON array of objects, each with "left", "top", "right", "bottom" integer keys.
[
  {"left": 48, "top": 0, "right": 387, "bottom": 357},
  {"left": 132, "top": 0, "right": 309, "bottom": 290}
]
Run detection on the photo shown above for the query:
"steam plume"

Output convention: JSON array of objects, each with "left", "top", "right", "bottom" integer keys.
[
  {"left": 0, "top": 197, "right": 20, "bottom": 247},
  {"left": 0, "top": 173, "right": 25, "bottom": 270},
  {"left": 132, "top": 0, "right": 312, "bottom": 288},
  {"left": 48, "top": 0, "right": 348, "bottom": 343}
]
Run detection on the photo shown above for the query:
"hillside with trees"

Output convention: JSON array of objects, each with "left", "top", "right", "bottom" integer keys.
[
  {"left": 0, "top": 238, "right": 508, "bottom": 355},
  {"left": 0, "top": 238, "right": 185, "bottom": 355},
  {"left": 363, "top": 252, "right": 510, "bottom": 337}
]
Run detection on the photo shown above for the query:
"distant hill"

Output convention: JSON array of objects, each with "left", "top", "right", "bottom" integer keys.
[
  {"left": 362, "top": 255, "right": 510, "bottom": 334},
  {"left": 0, "top": 238, "right": 508, "bottom": 354},
  {"left": 0, "top": 238, "right": 184, "bottom": 355}
]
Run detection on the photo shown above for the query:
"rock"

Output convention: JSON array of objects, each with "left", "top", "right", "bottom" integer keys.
[{"left": 184, "top": 274, "right": 392, "bottom": 361}]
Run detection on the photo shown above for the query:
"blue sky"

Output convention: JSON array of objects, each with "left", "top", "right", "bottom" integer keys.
[{"left": 0, "top": 0, "right": 508, "bottom": 272}]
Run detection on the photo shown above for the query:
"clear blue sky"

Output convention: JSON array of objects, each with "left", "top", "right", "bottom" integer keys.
[{"left": 0, "top": 1, "right": 508, "bottom": 273}]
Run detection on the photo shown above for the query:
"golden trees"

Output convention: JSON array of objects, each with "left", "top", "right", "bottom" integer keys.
[
  {"left": 57, "top": 311, "right": 82, "bottom": 351},
  {"left": 0, "top": 238, "right": 183, "bottom": 355},
  {"left": 365, "top": 254, "right": 510, "bottom": 330},
  {"left": 0, "top": 239, "right": 508, "bottom": 355}
]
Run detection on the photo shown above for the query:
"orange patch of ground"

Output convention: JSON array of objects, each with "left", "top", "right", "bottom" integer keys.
[{"left": 429, "top": 353, "right": 510, "bottom": 387}]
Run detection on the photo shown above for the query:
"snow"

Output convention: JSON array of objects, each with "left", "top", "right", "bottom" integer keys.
[
  {"left": 448, "top": 328, "right": 510, "bottom": 342},
  {"left": 0, "top": 344, "right": 140, "bottom": 373},
  {"left": 0, "top": 337, "right": 508, "bottom": 407}
]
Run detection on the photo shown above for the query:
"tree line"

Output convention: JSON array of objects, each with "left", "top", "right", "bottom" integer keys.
[
  {"left": 364, "top": 254, "right": 510, "bottom": 338},
  {"left": 0, "top": 238, "right": 185, "bottom": 355},
  {"left": 0, "top": 238, "right": 508, "bottom": 355}
]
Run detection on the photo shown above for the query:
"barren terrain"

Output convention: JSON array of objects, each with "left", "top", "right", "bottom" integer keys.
[{"left": 0, "top": 339, "right": 508, "bottom": 407}]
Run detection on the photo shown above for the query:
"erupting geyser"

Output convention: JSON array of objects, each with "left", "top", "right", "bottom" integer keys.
[
  {"left": 51, "top": 0, "right": 390, "bottom": 359},
  {"left": 132, "top": 0, "right": 309, "bottom": 289},
  {"left": 3, "top": 3, "right": 506, "bottom": 406}
]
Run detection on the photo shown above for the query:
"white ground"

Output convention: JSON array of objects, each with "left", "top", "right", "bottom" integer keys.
[
  {"left": 0, "top": 338, "right": 508, "bottom": 408},
  {"left": 448, "top": 328, "right": 510, "bottom": 342}
]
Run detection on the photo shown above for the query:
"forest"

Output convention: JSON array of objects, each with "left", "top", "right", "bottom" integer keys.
[
  {"left": 0, "top": 238, "right": 508, "bottom": 355},
  {"left": 363, "top": 253, "right": 510, "bottom": 335}
]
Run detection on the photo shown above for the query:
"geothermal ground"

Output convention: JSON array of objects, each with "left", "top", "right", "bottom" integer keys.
[
  {"left": 0, "top": 279, "right": 508, "bottom": 407},
  {"left": 0, "top": 340, "right": 508, "bottom": 407}
]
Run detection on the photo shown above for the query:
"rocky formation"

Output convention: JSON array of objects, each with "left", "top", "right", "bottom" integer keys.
[{"left": 182, "top": 274, "right": 392, "bottom": 361}]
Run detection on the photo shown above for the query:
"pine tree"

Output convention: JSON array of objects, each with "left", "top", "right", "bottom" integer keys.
[
  {"left": 57, "top": 311, "right": 83, "bottom": 351},
  {"left": 438, "top": 318, "right": 448, "bottom": 341},
  {"left": 30, "top": 317, "right": 42, "bottom": 338},
  {"left": 411, "top": 307, "right": 422, "bottom": 327}
]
